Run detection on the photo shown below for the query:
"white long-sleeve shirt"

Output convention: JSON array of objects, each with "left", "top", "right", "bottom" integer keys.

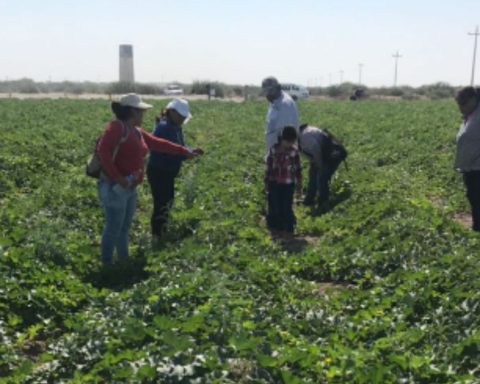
[
  {"left": 265, "top": 91, "right": 299, "bottom": 153},
  {"left": 455, "top": 103, "right": 480, "bottom": 172}
]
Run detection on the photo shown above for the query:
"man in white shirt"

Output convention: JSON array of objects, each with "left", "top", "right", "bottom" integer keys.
[{"left": 261, "top": 77, "right": 299, "bottom": 154}]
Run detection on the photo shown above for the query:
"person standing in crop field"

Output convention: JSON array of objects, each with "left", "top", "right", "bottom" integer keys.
[
  {"left": 261, "top": 77, "right": 299, "bottom": 155},
  {"left": 454, "top": 86, "right": 480, "bottom": 231},
  {"left": 147, "top": 98, "right": 204, "bottom": 243},
  {"left": 264, "top": 126, "right": 302, "bottom": 237},
  {"left": 96, "top": 94, "right": 199, "bottom": 265},
  {"left": 298, "top": 124, "right": 348, "bottom": 210}
]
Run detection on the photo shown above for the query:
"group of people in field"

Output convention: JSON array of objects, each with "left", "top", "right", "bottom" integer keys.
[
  {"left": 91, "top": 76, "right": 480, "bottom": 266},
  {"left": 261, "top": 77, "right": 348, "bottom": 237}
]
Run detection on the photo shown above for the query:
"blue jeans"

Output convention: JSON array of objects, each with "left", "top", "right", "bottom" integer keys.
[
  {"left": 306, "top": 160, "right": 341, "bottom": 204},
  {"left": 98, "top": 180, "right": 137, "bottom": 264}
]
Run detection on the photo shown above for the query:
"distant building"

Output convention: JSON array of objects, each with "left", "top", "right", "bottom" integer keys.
[{"left": 119, "top": 44, "right": 134, "bottom": 83}]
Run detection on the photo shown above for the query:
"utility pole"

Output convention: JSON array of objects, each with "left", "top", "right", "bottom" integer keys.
[
  {"left": 358, "top": 63, "right": 364, "bottom": 85},
  {"left": 339, "top": 70, "right": 344, "bottom": 84},
  {"left": 392, "top": 51, "right": 402, "bottom": 87},
  {"left": 469, "top": 26, "right": 479, "bottom": 86}
]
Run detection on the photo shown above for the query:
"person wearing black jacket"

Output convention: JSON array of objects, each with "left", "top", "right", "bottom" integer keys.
[{"left": 147, "top": 98, "right": 203, "bottom": 242}]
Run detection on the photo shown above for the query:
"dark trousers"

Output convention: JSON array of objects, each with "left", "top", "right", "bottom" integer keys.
[
  {"left": 267, "top": 182, "right": 296, "bottom": 233},
  {"left": 463, "top": 171, "right": 480, "bottom": 231},
  {"left": 147, "top": 166, "right": 178, "bottom": 236},
  {"left": 305, "top": 160, "right": 341, "bottom": 204}
]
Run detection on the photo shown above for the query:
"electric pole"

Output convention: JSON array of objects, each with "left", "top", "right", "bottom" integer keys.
[
  {"left": 339, "top": 70, "right": 344, "bottom": 84},
  {"left": 358, "top": 63, "right": 364, "bottom": 85},
  {"left": 469, "top": 26, "right": 479, "bottom": 86},
  {"left": 393, "top": 51, "right": 402, "bottom": 87}
]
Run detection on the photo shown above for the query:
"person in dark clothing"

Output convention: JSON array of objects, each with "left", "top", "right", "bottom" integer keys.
[
  {"left": 264, "top": 126, "right": 302, "bottom": 236},
  {"left": 298, "top": 124, "right": 347, "bottom": 210},
  {"left": 454, "top": 87, "right": 480, "bottom": 231},
  {"left": 147, "top": 98, "right": 203, "bottom": 242}
]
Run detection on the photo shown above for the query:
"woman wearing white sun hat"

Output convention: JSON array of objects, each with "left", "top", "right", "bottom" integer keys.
[
  {"left": 147, "top": 98, "right": 204, "bottom": 242},
  {"left": 96, "top": 94, "right": 198, "bottom": 265}
]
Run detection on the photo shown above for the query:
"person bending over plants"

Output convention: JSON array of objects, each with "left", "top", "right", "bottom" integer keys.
[
  {"left": 264, "top": 126, "right": 302, "bottom": 237},
  {"left": 298, "top": 124, "right": 347, "bottom": 211}
]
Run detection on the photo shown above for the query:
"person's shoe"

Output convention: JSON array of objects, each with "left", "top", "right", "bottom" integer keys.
[
  {"left": 303, "top": 198, "right": 315, "bottom": 206},
  {"left": 317, "top": 201, "right": 330, "bottom": 213},
  {"left": 280, "top": 230, "right": 295, "bottom": 240},
  {"left": 151, "top": 234, "right": 161, "bottom": 247},
  {"left": 269, "top": 228, "right": 282, "bottom": 239}
]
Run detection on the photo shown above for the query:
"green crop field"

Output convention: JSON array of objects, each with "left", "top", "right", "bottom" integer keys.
[{"left": 1, "top": 98, "right": 479, "bottom": 383}]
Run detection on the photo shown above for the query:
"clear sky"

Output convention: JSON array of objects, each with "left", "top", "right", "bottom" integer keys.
[{"left": 1, "top": 0, "right": 479, "bottom": 87}]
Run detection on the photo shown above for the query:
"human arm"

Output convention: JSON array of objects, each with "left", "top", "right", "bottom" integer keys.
[
  {"left": 264, "top": 151, "right": 273, "bottom": 193},
  {"left": 140, "top": 129, "right": 195, "bottom": 158},
  {"left": 294, "top": 152, "right": 303, "bottom": 196},
  {"left": 455, "top": 114, "right": 480, "bottom": 170},
  {"left": 265, "top": 106, "right": 279, "bottom": 153}
]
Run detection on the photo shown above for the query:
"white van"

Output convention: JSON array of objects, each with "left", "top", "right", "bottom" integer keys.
[
  {"left": 164, "top": 84, "right": 183, "bottom": 96},
  {"left": 281, "top": 83, "right": 309, "bottom": 100}
]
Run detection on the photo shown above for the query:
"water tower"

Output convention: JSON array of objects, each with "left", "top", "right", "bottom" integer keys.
[{"left": 119, "top": 44, "right": 134, "bottom": 83}]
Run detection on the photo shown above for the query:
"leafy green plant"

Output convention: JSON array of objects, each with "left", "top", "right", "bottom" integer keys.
[{"left": 0, "top": 98, "right": 478, "bottom": 383}]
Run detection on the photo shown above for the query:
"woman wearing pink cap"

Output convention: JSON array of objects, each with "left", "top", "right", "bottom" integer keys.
[{"left": 147, "top": 98, "right": 204, "bottom": 243}]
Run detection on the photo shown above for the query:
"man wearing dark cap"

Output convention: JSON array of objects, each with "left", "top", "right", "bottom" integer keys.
[{"left": 261, "top": 76, "right": 299, "bottom": 155}]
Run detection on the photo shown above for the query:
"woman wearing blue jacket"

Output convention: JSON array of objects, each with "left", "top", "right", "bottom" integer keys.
[{"left": 147, "top": 98, "right": 203, "bottom": 241}]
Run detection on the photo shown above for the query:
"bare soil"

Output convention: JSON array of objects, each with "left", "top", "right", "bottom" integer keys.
[{"left": 452, "top": 211, "right": 472, "bottom": 229}]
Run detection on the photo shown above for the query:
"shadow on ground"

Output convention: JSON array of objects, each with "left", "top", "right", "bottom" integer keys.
[
  {"left": 310, "top": 183, "right": 352, "bottom": 216},
  {"left": 88, "top": 257, "right": 149, "bottom": 290},
  {"left": 272, "top": 235, "right": 319, "bottom": 253}
]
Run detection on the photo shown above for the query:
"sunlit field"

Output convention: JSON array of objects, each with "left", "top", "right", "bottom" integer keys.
[{"left": 1, "top": 98, "right": 478, "bottom": 383}]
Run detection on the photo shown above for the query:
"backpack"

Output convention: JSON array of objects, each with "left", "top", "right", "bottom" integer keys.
[
  {"left": 321, "top": 128, "right": 348, "bottom": 164},
  {"left": 86, "top": 122, "right": 129, "bottom": 179}
]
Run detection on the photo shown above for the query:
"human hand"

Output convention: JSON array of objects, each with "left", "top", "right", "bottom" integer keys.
[
  {"left": 184, "top": 149, "right": 198, "bottom": 160},
  {"left": 117, "top": 177, "right": 130, "bottom": 188},
  {"left": 192, "top": 148, "right": 204, "bottom": 155}
]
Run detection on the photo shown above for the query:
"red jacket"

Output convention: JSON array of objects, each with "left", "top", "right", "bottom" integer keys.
[{"left": 97, "top": 120, "right": 190, "bottom": 183}]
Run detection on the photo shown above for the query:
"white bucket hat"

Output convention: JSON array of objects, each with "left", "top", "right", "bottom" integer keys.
[
  {"left": 166, "top": 98, "right": 192, "bottom": 121},
  {"left": 119, "top": 93, "right": 153, "bottom": 110}
]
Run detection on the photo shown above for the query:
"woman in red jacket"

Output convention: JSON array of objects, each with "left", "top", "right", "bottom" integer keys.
[{"left": 97, "top": 93, "right": 197, "bottom": 265}]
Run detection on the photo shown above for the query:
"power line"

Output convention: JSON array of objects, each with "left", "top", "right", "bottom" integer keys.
[
  {"left": 392, "top": 51, "right": 402, "bottom": 87},
  {"left": 469, "top": 25, "right": 479, "bottom": 86}
]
